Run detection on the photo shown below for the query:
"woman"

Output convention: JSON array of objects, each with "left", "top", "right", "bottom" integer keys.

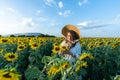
[
  {"left": 59, "top": 24, "right": 82, "bottom": 80},
  {"left": 59, "top": 24, "right": 81, "bottom": 65}
]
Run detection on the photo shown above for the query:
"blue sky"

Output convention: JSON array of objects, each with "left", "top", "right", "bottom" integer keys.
[{"left": 0, "top": 0, "right": 120, "bottom": 37}]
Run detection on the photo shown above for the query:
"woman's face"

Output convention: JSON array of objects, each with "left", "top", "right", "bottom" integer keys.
[{"left": 66, "top": 32, "right": 72, "bottom": 41}]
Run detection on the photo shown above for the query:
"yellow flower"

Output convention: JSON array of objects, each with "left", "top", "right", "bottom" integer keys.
[
  {"left": 47, "top": 66, "right": 60, "bottom": 76},
  {"left": 0, "top": 69, "right": 21, "bottom": 80},
  {"left": 87, "top": 43, "right": 95, "bottom": 50},
  {"left": 0, "top": 49, "right": 3, "bottom": 54},
  {"left": 39, "top": 41, "right": 44, "bottom": 44},
  {"left": 29, "top": 38, "right": 40, "bottom": 50},
  {"left": 30, "top": 43, "right": 40, "bottom": 50},
  {"left": 79, "top": 53, "right": 94, "bottom": 60},
  {"left": 1, "top": 38, "right": 11, "bottom": 44},
  {"left": 105, "top": 41, "right": 111, "bottom": 46},
  {"left": 59, "top": 62, "right": 71, "bottom": 70},
  {"left": 111, "top": 42, "right": 120, "bottom": 49},
  {"left": 4, "top": 53, "right": 18, "bottom": 62},
  {"left": 60, "top": 45, "right": 69, "bottom": 51},
  {"left": 53, "top": 43, "right": 59, "bottom": 47},
  {"left": 17, "top": 41, "right": 24, "bottom": 45},
  {"left": 52, "top": 46, "right": 60, "bottom": 54},
  {"left": 96, "top": 41, "right": 104, "bottom": 47},
  {"left": 47, "top": 62, "right": 70, "bottom": 76},
  {"left": 17, "top": 45, "right": 26, "bottom": 51},
  {"left": 75, "top": 62, "right": 87, "bottom": 72}
]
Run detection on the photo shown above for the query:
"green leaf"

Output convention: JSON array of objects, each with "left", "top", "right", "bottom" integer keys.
[{"left": 25, "top": 67, "right": 41, "bottom": 80}]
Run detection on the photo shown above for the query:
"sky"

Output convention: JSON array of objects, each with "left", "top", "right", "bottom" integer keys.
[{"left": 0, "top": 0, "right": 120, "bottom": 37}]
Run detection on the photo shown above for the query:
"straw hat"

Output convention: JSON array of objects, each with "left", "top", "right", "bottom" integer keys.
[{"left": 62, "top": 24, "right": 80, "bottom": 37}]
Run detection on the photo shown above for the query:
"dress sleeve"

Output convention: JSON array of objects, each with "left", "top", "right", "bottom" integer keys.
[{"left": 69, "top": 42, "right": 81, "bottom": 58}]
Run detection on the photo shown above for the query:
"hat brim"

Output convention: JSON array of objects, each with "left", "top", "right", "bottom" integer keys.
[{"left": 62, "top": 24, "right": 80, "bottom": 37}]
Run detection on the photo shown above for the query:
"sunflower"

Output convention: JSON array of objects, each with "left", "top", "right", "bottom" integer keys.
[
  {"left": 59, "top": 62, "right": 70, "bottom": 69},
  {"left": 75, "top": 62, "right": 87, "bottom": 72},
  {"left": 60, "top": 45, "right": 69, "bottom": 51},
  {"left": 96, "top": 41, "right": 104, "bottom": 47},
  {"left": 47, "top": 66, "right": 60, "bottom": 76},
  {"left": 111, "top": 42, "right": 120, "bottom": 49},
  {"left": 105, "top": 41, "right": 111, "bottom": 46},
  {"left": 39, "top": 41, "right": 44, "bottom": 44},
  {"left": 79, "top": 53, "right": 94, "bottom": 60},
  {"left": 0, "top": 69, "right": 21, "bottom": 80},
  {"left": 17, "top": 41, "right": 24, "bottom": 45},
  {"left": 0, "top": 49, "right": 3, "bottom": 54},
  {"left": 17, "top": 45, "right": 26, "bottom": 51},
  {"left": 52, "top": 46, "right": 60, "bottom": 54},
  {"left": 4, "top": 53, "right": 18, "bottom": 62},
  {"left": 87, "top": 43, "right": 94, "bottom": 50},
  {"left": 47, "top": 62, "right": 70, "bottom": 76},
  {"left": 53, "top": 43, "right": 59, "bottom": 47},
  {"left": 1, "top": 38, "right": 11, "bottom": 44},
  {"left": 30, "top": 43, "right": 40, "bottom": 50}
]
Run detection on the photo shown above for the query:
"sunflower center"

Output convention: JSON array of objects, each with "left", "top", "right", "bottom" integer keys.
[
  {"left": 9, "top": 55, "right": 15, "bottom": 59},
  {"left": 19, "top": 46, "right": 24, "bottom": 49},
  {"left": 107, "top": 42, "right": 111, "bottom": 45},
  {"left": 3, "top": 73, "right": 12, "bottom": 78},
  {"left": 2, "top": 39, "right": 8, "bottom": 42},
  {"left": 54, "top": 44, "right": 58, "bottom": 46},
  {"left": 40, "top": 41, "right": 43, "bottom": 44},
  {"left": 55, "top": 47, "right": 60, "bottom": 51},
  {"left": 18, "top": 42, "right": 22, "bottom": 44},
  {"left": 90, "top": 45, "right": 94, "bottom": 48},
  {"left": 62, "top": 46, "right": 66, "bottom": 49},
  {"left": 99, "top": 42, "right": 103, "bottom": 45},
  {"left": 33, "top": 44, "right": 38, "bottom": 47},
  {"left": 0, "top": 49, "right": 3, "bottom": 53}
]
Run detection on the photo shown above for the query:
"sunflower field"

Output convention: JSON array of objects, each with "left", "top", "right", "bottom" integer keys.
[{"left": 0, "top": 36, "right": 120, "bottom": 80}]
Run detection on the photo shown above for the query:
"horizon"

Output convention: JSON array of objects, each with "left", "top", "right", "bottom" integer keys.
[
  {"left": 0, "top": 32, "right": 120, "bottom": 38},
  {"left": 0, "top": 0, "right": 120, "bottom": 37}
]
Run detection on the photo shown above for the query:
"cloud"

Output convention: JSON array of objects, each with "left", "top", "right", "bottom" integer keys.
[
  {"left": 83, "top": 0, "right": 88, "bottom": 4},
  {"left": 58, "top": 1, "right": 63, "bottom": 9},
  {"left": 77, "top": 20, "right": 112, "bottom": 29},
  {"left": 77, "top": 21, "right": 91, "bottom": 27},
  {"left": 58, "top": 12, "right": 62, "bottom": 16},
  {"left": 36, "top": 17, "right": 48, "bottom": 22},
  {"left": 78, "top": 2, "right": 82, "bottom": 6},
  {"left": 0, "top": 11, "right": 4, "bottom": 15},
  {"left": 0, "top": 8, "right": 37, "bottom": 35},
  {"left": 44, "top": 0, "right": 57, "bottom": 7},
  {"left": 114, "top": 14, "right": 120, "bottom": 23},
  {"left": 22, "top": 17, "right": 36, "bottom": 27},
  {"left": 80, "top": 24, "right": 110, "bottom": 29},
  {"left": 58, "top": 10, "right": 71, "bottom": 17},
  {"left": 35, "top": 10, "right": 42, "bottom": 15},
  {"left": 7, "top": 8, "right": 15, "bottom": 13},
  {"left": 78, "top": 0, "right": 89, "bottom": 6}
]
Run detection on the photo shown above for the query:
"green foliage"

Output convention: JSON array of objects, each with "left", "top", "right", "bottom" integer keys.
[
  {"left": 28, "top": 41, "right": 54, "bottom": 69},
  {"left": 0, "top": 37, "right": 120, "bottom": 80},
  {"left": 25, "top": 67, "right": 43, "bottom": 80}
]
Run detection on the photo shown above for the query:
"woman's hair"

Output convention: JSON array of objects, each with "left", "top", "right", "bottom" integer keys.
[{"left": 68, "top": 30, "right": 80, "bottom": 41}]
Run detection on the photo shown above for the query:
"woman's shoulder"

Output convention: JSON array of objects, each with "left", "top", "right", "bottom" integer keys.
[{"left": 75, "top": 42, "right": 81, "bottom": 47}]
